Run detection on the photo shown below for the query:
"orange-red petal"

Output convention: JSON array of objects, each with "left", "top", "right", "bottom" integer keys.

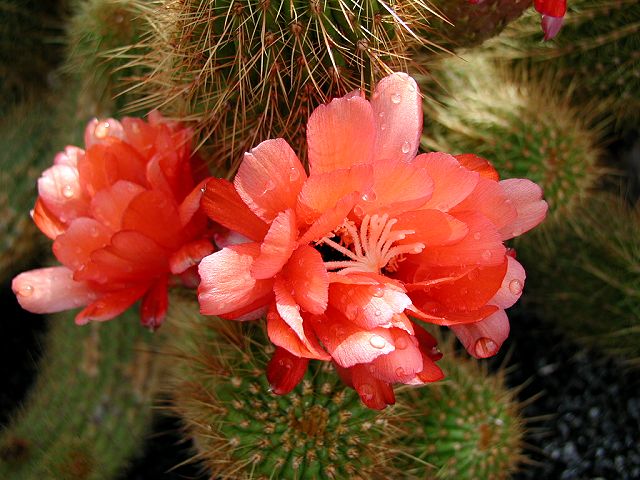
[
  {"left": 251, "top": 209, "right": 298, "bottom": 280},
  {"left": 266, "top": 347, "right": 309, "bottom": 395}
]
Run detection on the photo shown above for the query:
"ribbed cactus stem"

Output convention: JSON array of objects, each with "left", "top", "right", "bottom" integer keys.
[{"left": 0, "top": 309, "right": 164, "bottom": 479}]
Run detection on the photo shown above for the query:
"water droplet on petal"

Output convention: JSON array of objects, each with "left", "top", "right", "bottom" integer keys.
[
  {"left": 380, "top": 123, "right": 387, "bottom": 131},
  {"left": 473, "top": 232, "right": 481, "bottom": 240},
  {"left": 370, "top": 285, "right": 385, "bottom": 298},
  {"left": 509, "top": 279, "right": 523, "bottom": 295},
  {"left": 94, "top": 121, "right": 110, "bottom": 139},
  {"left": 395, "top": 336, "right": 408, "bottom": 350},
  {"left": 90, "top": 227, "right": 100, "bottom": 238},
  {"left": 278, "top": 358, "right": 293, "bottom": 370},
  {"left": 378, "top": 111, "right": 385, "bottom": 118},
  {"left": 359, "top": 383, "right": 374, "bottom": 401},
  {"left": 289, "top": 167, "right": 300, "bottom": 182},
  {"left": 62, "top": 185, "right": 74, "bottom": 198},
  {"left": 474, "top": 337, "right": 498, "bottom": 357},
  {"left": 481, "top": 250, "right": 492, "bottom": 261},
  {"left": 19, "top": 284, "right": 34, "bottom": 297},
  {"left": 369, "top": 335, "right": 387, "bottom": 349},
  {"left": 391, "top": 93, "right": 402, "bottom": 104},
  {"left": 374, "top": 309, "right": 382, "bottom": 317},
  {"left": 401, "top": 141, "right": 411, "bottom": 154},
  {"left": 262, "top": 179, "right": 276, "bottom": 195},
  {"left": 395, "top": 367, "right": 405, "bottom": 377}
]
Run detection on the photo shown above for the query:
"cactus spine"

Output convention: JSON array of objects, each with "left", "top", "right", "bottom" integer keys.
[{"left": 0, "top": 309, "right": 164, "bottom": 479}]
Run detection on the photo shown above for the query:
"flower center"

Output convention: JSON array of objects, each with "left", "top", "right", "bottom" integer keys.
[{"left": 319, "top": 213, "right": 424, "bottom": 275}]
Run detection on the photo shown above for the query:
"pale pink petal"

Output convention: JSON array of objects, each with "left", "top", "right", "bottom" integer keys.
[
  {"left": 90, "top": 180, "right": 145, "bottom": 231},
  {"left": 498, "top": 179, "right": 548, "bottom": 240},
  {"left": 416, "top": 153, "right": 479, "bottom": 211},
  {"left": 84, "top": 118, "right": 124, "bottom": 147},
  {"left": 38, "top": 164, "right": 89, "bottom": 223},
  {"left": 198, "top": 243, "right": 274, "bottom": 316},
  {"left": 490, "top": 256, "right": 526, "bottom": 309},
  {"left": 12, "top": 267, "right": 98, "bottom": 314},
  {"left": 451, "top": 176, "right": 518, "bottom": 232},
  {"left": 54, "top": 146, "right": 85, "bottom": 168},
  {"left": 541, "top": 15, "right": 564, "bottom": 41},
  {"left": 307, "top": 96, "right": 376, "bottom": 175},
  {"left": 169, "top": 239, "right": 215, "bottom": 275},
  {"left": 75, "top": 284, "right": 148, "bottom": 324},
  {"left": 280, "top": 245, "right": 328, "bottom": 315},
  {"left": 370, "top": 72, "right": 422, "bottom": 162},
  {"left": 234, "top": 138, "right": 307, "bottom": 223},
  {"left": 358, "top": 156, "right": 434, "bottom": 216},
  {"left": 296, "top": 164, "right": 373, "bottom": 226},
  {"left": 271, "top": 285, "right": 331, "bottom": 360},
  {"left": 370, "top": 330, "right": 423, "bottom": 384},
  {"left": 251, "top": 209, "right": 298, "bottom": 280},
  {"left": 311, "top": 310, "right": 395, "bottom": 368},
  {"left": 451, "top": 309, "right": 510, "bottom": 359}
]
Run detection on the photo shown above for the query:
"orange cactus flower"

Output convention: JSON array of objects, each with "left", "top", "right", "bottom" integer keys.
[
  {"left": 12, "top": 112, "right": 213, "bottom": 329},
  {"left": 197, "top": 73, "right": 547, "bottom": 409}
]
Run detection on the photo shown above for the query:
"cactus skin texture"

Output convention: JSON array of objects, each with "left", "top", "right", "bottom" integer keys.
[
  {"left": 0, "top": 309, "right": 163, "bottom": 480},
  {"left": 429, "top": 0, "right": 531, "bottom": 50},
  {"left": 0, "top": 0, "right": 66, "bottom": 112},
  {"left": 421, "top": 55, "right": 604, "bottom": 217},
  {"left": 165, "top": 292, "right": 408, "bottom": 480},
  {"left": 126, "top": 0, "right": 447, "bottom": 172},
  {"left": 65, "top": 0, "right": 149, "bottom": 116},
  {"left": 494, "top": 0, "right": 640, "bottom": 128},
  {"left": 517, "top": 194, "right": 640, "bottom": 367},
  {"left": 396, "top": 332, "right": 525, "bottom": 480}
]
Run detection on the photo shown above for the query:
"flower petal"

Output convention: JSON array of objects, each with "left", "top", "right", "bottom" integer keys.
[
  {"left": 201, "top": 177, "right": 269, "bottom": 242},
  {"left": 454, "top": 154, "right": 499, "bottom": 181},
  {"left": 394, "top": 209, "right": 468, "bottom": 248},
  {"left": 52, "top": 217, "right": 111, "bottom": 270},
  {"left": 490, "top": 256, "right": 526, "bottom": 309},
  {"left": 121, "top": 190, "right": 183, "bottom": 249},
  {"left": 370, "top": 72, "right": 422, "bottom": 163},
  {"left": 280, "top": 245, "right": 328, "bottom": 315},
  {"left": 307, "top": 96, "right": 375, "bottom": 175},
  {"left": 12, "top": 266, "right": 98, "bottom": 314},
  {"left": 75, "top": 284, "right": 148, "bottom": 324},
  {"left": 350, "top": 364, "right": 395, "bottom": 410},
  {"left": 90, "top": 180, "right": 145, "bottom": 231},
  {"left": 251, "top": 209, "right": 298, "bottom": 280},
  {"left": 197, "top": 243, "right": 274, "bottom": 316},
  {"left": 415, "top": 153, "right": 479, "bottom": 211},
  {"left": 169, "top": 238, "right": 215, "bottom": 275},
  {"left": 451, "top": 309, "right": 510, "bottom": 358},
  {"left": 498, "top": 179, "right": 548, "bottom": 240},
  {"left": 235, "top": 138, "right": 307, "bottom": 223},
  {"left": 266, "top": 347, "right": 309, "bottom": 395},
  {"left": 370, "top": 329, "right": 423, "bottom": 384},
  {"left": 451, "top": 176, "right": 518, "bottom": 232},
  {"left": 140, "top": 277, "right": 169, "bottom": 330},
  {"left": 32, "top": 198, "right": 67, "bottom": 239},
  {"left": 38, "top": 164, "right": 89, "bottom": 223}
]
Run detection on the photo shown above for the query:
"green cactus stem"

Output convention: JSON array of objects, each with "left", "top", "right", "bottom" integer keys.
[
  {"left": 421, "top": 55, "right": 605, "bottom": 216},
  {"left": 0, "top": 309, "right": 164, "bottom": 479},
  {"left": 517, "top": 193, "right": 640, "bottom": 366}
]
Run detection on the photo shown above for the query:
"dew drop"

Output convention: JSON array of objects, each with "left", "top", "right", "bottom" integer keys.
[
  {"left": 374, "top": 309, "right": 382, "bottom": 317},
  {"left": 94, "top": 121, "right": 110, "bottom": 139},
  {"left": 278, "top": 358, "right": 293, "bottom": 370},
  {"left": 401, "top": 141, "right": 411, "bottom": 154},
  {"left": 19, "top": 284, "right": 34, "bottom": 297},
  {"left": 289, "top": 167, "right": 300, "bottom": 182},
  {"left": 359, "top": 383, "right": 374, "bottom": 401},
  {"left": 353, "top": 205, "right": 364, "bottom": 217},
  {"left": 481, "top": 250, "right": 492, "bottom": 261},
  {"left": 508, "top": 279, "right": 523, "bottom": 295},
  {"left": 474, "top": 337, "right": 498, "bottom": 357},
  {"left": 473, "top": 232, "right": 481, "bottom": 240},
  {"left": 391, "top": 93, "right": 402, "bottom": 104},
  {"left": 369, "top": 335, "right": 387, "bottom": 349},
  {"left": 370, "top": 285, "right": 385, "bottom": 298},
  {"left": 395, "top": 367, "right": 405, "bottom": 377},
  {"left": 90, "top": 226, "right": 100, "bottom": 238},
  {"left": 378, "top": 111, "right": 385, "bottom": 118},
  {"left": 62, "top": 185, "right": 74, "bottom": 198},
  {"left": 395, "top": 336, "right": 408, "bottom": 350},
  {"left": 380, "top": 123, "right": 387, "bottom": 131},
  {"left": 262, "top": 179, "right": 276, "bottom": 195}
]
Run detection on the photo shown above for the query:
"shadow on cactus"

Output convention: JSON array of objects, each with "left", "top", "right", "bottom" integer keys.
[
  {"left": 122, "top": 0, "right": 449, "bottom": 173},
  {"left": 420, "top": 55, "right": 606, "bottom": 216}
]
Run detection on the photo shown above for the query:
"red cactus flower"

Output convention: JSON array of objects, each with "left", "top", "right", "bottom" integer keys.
[
  {"left": 197, "top": 73, "right": 547, "bottom": 409},
  {"left": 12, "top": 112, "right": 213, "bottom": 329}
]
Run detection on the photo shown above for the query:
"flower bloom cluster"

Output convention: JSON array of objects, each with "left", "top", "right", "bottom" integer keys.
[
  {"left": 469, "top": 0, "right": 567, "bottom": 40},
  {"left": 12, "top": 112, "right": 212, "bottom": 329},
  {"left": 197, "top": 73, "right": 547, "bottom": 409}
]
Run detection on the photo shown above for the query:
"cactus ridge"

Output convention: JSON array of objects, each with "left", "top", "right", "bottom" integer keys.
[{"left": 0, "top": 309, "right": 164, "bottom": 479}]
